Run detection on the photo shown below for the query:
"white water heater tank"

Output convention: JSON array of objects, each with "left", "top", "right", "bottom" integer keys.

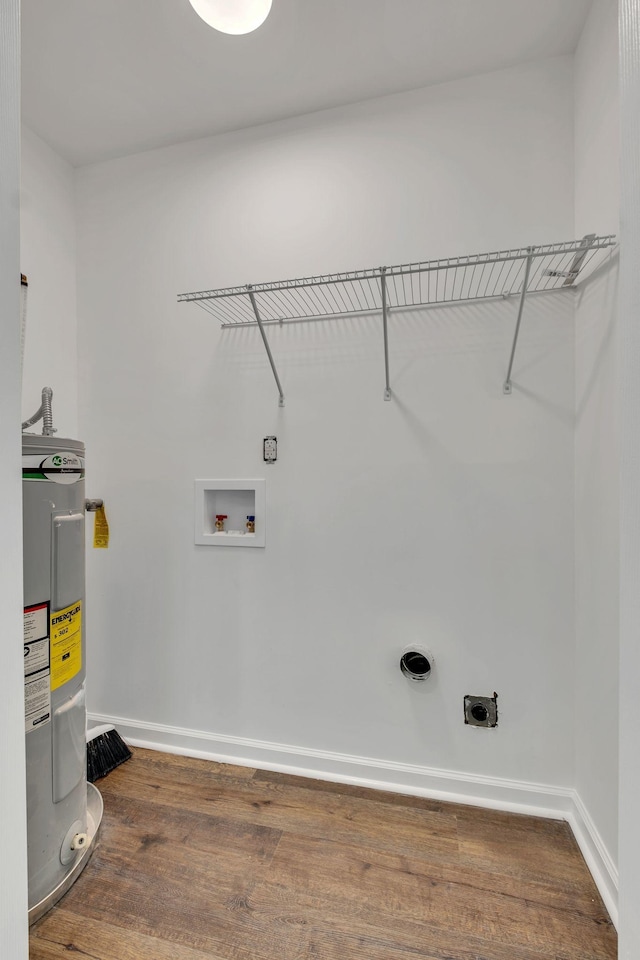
[{"left": 22, "top": 434, "right": 89, "bottom": 912}]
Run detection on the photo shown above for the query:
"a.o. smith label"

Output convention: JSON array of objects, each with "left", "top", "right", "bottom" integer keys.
[{"left": 22, "top": 453, "right": 85, "bottom": 484}]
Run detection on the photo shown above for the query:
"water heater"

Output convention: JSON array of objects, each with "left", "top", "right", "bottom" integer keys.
[{"left": 22, "top": 432, "right": 102, "bottom": 922}]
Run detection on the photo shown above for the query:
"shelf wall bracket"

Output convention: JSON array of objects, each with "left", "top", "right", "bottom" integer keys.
[
  {"left": 247, "top": 286, "right": 285, "bottom": 406},
  {"left": 381, "top": 268, "right": 392, "bottom": 401},
  {"left": 562, "top": 233, "right": 597, "bottom": 285},
  {"left": 503, "top": 248, "right": 534, "bottom": 396}
]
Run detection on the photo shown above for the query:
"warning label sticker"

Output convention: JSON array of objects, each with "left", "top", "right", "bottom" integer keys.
[
  {"left": 24, "top": 601, "right": 48, "bottom": 645},
  {"left": 25, "top": 673, "right": 51, "bottom": 733},
  {"left": 50, "top": 600, "right": 82, "bottom": 691},
  {"left": 24, "top": 637, "right": 49, "bottom": 677},
  {"left": 24, "top": 602, "right": 51, "bottom": 733}
]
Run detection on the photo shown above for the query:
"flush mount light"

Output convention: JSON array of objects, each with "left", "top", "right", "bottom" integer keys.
[{"left": 188, "top": 0, "right": 272, "bottom": 34}]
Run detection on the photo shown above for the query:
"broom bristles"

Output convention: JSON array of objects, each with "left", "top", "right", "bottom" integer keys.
[{"left": 87, "top": 727, "right": 132, "bottom": 783}]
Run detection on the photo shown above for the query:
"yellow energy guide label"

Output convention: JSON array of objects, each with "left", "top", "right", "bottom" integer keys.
[{"left": 50, "top": 600, "right": 82, "bottom": 691}]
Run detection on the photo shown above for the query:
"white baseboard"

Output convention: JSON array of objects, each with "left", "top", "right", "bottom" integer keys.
[
  {"left": 566, "top": 791, "right": 619, "bottom": 928},
  {"left": 89, "top": 712, "right": 617, "bottom": 926}
]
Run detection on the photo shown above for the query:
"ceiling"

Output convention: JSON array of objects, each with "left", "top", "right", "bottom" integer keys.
[{"left": 21, "top": 0, "right": 592, "bottom": 168}]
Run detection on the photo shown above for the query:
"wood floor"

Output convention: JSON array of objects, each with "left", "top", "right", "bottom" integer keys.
[{"left": 29, "top": 749, "right": 617, "bottom": 960}]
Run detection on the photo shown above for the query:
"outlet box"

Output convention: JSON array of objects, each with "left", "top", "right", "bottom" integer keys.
[{"left": 464, "top": 694, "right": 498, "bottom": 728}]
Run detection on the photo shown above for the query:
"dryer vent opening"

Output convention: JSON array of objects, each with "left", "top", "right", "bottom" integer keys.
[{"left": 400, "top": 650, "right": 432, "bottom": 682}]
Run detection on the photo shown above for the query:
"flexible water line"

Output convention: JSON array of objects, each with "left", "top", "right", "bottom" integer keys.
[
  {"left": 41, "top": 386, "right": 54, "bottom": 436},
  {"left": 21, "top": 404, "right": 43, "bottom": 431},
  {"left": 22, "top": 386, "right": 55, "bottom": 434}
]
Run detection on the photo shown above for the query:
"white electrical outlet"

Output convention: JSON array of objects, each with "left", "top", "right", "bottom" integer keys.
[{"left": 263, "top": 436, "right": 277, "bottom": 462}]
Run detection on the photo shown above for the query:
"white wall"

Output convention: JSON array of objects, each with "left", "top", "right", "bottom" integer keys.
[
  {"left": 573, "top": 0, "right": 620, "bottom": 899},
  {"left": 575, "top": 1, "right": 620, "bottom": 239},
  {"left": 618, "top": 1, "right": 640, "bottom": 953},
  {"left": 76, "top": 56, "right": 579, "bottom": 797},
  {"left": 21, "top": 125, "right": 78, "bottom": 439},
  {"left": 0, "top": 0, "right": 30, "bottom": 955}
]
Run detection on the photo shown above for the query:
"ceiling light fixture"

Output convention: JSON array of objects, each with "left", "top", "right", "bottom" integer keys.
[{"left": 188, "top": 0, "right": 272, "bottom": 35}]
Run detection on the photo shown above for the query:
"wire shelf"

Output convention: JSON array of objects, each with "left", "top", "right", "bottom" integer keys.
[
  {"left": 178, "top": 235, "right": 617, "bottom": 328},
  {"left": 178, "top": 235, "right": 617, "bottom": 404}
]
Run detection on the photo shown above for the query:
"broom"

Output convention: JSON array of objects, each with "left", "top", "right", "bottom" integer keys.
[{"left": 86, "top": 724, "right": 132, "bottom": 782}]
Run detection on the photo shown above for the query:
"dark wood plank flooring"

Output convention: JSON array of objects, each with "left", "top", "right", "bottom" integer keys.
[{"left": 29, "top": 748, "right": 617, "bottom": 960}]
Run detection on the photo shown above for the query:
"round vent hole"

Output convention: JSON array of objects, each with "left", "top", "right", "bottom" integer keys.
[{"left": 400, "top": 651, "right": 431, "bottom": 681}]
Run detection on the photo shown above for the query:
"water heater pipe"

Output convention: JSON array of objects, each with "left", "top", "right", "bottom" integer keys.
[{"left": 22, "top": 386, "right": 55, "bottom": 435}]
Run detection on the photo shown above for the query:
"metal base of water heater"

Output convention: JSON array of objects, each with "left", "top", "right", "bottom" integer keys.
[{"left": 29, "top": 783, "right": 103, "bottom": 927}]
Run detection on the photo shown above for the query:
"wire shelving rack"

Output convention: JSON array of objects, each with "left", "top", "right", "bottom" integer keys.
[{"left": 179, "top": 234, "right": 617, "bottom": 405}]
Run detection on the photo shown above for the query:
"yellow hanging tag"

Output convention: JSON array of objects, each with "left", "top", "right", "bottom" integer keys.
[{"left": 93, "top": 504, "right": 110, "bottom": 549}]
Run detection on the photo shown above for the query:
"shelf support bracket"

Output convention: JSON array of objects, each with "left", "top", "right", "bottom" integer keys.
[
  {"left": 562, "top": 233, "right": 596, "bottom": 286},
  {"left": 381, "top": 268, "right": 392, "bottom": 401},
  {"left": 503, "top": 248, "right": 534, "bottom": 395},
  {"left": 247, "top": 286, "right": 285, "bottom": 407}
]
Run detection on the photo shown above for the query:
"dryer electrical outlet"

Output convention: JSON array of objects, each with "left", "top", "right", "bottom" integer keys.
[{"left": 263, "top": 436, "right": 277, "bottom": 463}]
